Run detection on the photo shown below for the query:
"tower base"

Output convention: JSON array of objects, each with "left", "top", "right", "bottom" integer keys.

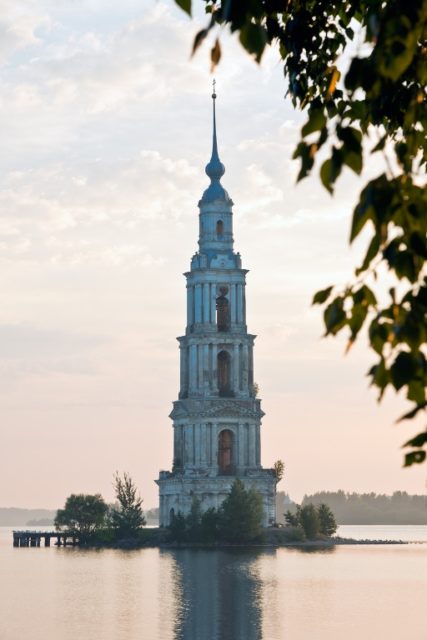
[{"left": 156, "top": 469, "right": 276, "bottom": 527}]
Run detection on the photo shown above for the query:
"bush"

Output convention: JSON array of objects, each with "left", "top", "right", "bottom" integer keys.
[
  {"left": 110, "top": 472, "right": 146, "bottom": 539},
  {"left": 219, "top": 480, "right": 264, "bottom": 543},
  {"left": 167, "top": 480, "right": 265, "bottom": 544},
  {"left": 55, "top": 494, "right": 108, "bottom": 540},
  {"left": 284, "top": 502, "right": 337, "bottom": 540}
]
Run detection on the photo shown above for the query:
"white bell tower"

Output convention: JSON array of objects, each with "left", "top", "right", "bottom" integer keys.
[{"left": 156, "top": 85, "right": 276, "bottom": 526}]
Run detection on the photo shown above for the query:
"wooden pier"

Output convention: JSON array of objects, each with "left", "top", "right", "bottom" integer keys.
[{"left": 13, "top": 530, "right": 79, "bottom": 547}]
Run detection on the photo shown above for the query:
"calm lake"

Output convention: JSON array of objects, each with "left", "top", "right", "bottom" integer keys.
[{"left": 1, "top": 525, "right": 426, "bottom": 640}]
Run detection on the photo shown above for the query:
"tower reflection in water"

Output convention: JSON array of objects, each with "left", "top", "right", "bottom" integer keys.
[{"left": 162, "top": 549, "right": 275, "bottom": 640}]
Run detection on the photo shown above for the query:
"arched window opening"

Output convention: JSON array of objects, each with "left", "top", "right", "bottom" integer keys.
[
  {"left": 216, "top": 286, "right": 229, "bottom": 331},
  {"left": 216, "top": 219, "right": 224, "bottom": 236},
  {"left": 169, "top": 508, "right": 175, "bottom": 522},
  {"left": 218, "top": 429, "right": 234, "bottom": 474},
  {"left": 218, "top": 350, "right": 232, "bottom": 396}
]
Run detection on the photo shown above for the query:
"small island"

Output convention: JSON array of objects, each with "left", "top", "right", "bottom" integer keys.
[{"left": 16, "top": 475, "right": 407, "bottom": 550}]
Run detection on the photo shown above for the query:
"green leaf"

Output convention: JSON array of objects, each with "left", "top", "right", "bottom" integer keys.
[
  {"left": 175, "top": 0, "right": 191, "bottom": 16},
  {"left": 376, "top": 17, "right": 419, "bottom": 82},
  {"left": 302, "top": 109, "right": 326, "bottom": 137},
  {"left": 192, "top": 29, "right": 209, "bottom": 56},
  {"left": 349, "top": 302, "right": 368, "bottom": 338},
  {"left": 338, "top": 126, "right": 362, "bottom": 152},
  {"left": 390, "top": 352, "right": 418, "bottom": 390},
  {"left": 343, "top": 149, "right": 362, "bottom": 175},
  {"left": 368, "top": 357, "right": 390, "bottom": 398},
  {"left": 371, "top": 135, "right": 387, "bottom": 153},
  {"left": 403, "top": 431, "right": 427, "bottom": 448},
  {"left": 320, "top": 148, "right": 343, "bottom": 194},
  {"left": 239, "top": 23, "right": 267, "bottom": 63},
  {"left": 324, "top": 298, "right": 346, "bottom": 335},
  {"left": 320, "top": 159, "right": 333, "bottom": 194},
  {"left": 407, "top": 379, "right": 426, "bottom": 404},
  {"left": 397, "top": 402, "right": 427, "bottom": 422},
  {"left": 369, "top": 321, "right": 389, "bottom": 355},
  {"left": 356, "top": 235, "right": 380, "bottom": 275},
  {"left": 404, "top": 450, "right": 426, "bottom": 467},
  {"left": 350, "top": 200, "right": 374, "bottom": 243},
  {"left": 312, "top": 286, "right": 333, "bottom": 305}
]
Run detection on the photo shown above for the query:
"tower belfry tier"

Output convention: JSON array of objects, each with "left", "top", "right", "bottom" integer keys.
[{"left": 157, "top": 87, "right": 276, "bottom": 526}]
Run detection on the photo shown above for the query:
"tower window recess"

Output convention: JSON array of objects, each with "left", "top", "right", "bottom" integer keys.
[
  {"left": 218, "top": 429, "right": 234, "bottom": 475},
  {"left": 216, "top": 286, "right": 229, "bottom": 332},
  {"left": 216, "top": 219, "right": 224, "bottom": 236},
  {"left": 218, "top": 350, "right": 232, "bottom": 396}
]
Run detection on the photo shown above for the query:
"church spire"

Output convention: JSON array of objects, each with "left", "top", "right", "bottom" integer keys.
[
  {"left": 205, "top": 79, "right": 225, "bottom": 182},
  {"left": 201, "top": 80, "right": 230, "bottom": 205}
]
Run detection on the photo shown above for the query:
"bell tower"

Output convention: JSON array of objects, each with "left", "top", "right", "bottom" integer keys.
[{"left": 156, "top": 85, "right": 276, "bottom": 526}]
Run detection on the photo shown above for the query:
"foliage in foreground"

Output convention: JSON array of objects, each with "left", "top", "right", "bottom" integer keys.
[
  {"left": 285, "top": 503, "right": 337, "bottom": 539},
  {"left": 175, "top": 0, "right": 427, "bottom": 467},
  {"left": 168, "top": 479, "right": 264, "bottom": 544}
]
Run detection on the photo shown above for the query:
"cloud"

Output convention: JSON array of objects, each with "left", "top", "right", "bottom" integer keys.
[
  {"left": 0, "top": 323, "right": 108, "bottom": 381},
  {"left": 0, "top": 2, "right": 51, "bottom": 62}
]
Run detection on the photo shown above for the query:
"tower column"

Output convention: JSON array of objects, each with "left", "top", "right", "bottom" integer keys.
[
  {"left": 198, "top": 344, "right": 204, "bottom": 391},
  {"left": 242, "top": 344, "right": 249, "bottom": 392},
  {"left": 187, "top": 285, "right": 194, "bottom": 327},
  {"left": 203, "top": 344, "right": 210, "bottom": 391},
  {"left": 237, "top": 284, "right": 243, "bottom": 324},
  {"left": 195, "top": 284, "right": 202, "bottom": 323},
  {"left": 238, "top": 423, "right": 245, "bottom": 467},
  {"left": 203, "top": 284, "right": 210, "bottom": 324},
  {"left": 249, "top": 425, "right": 256, "bottom": 466},
  {"left": 249, "top": 344, "right": 254, "bottom": 389},
  {"left": 212, "top": 345, "right": 218, "bottom": 393},
  {"left": 231, "top": 284, "right": 237, "bottom": 324},
  {"left": 201, "top": 424, "right": 207, "bottom": 465},
  {"left": 179, "top": 343, "right": 188, "bottom": 396},
  {"left": 210, "top": 284, "right": 216, "bottom": 324},
  {"left": 189, "top": 345, "right": 197, "bottom": 392},
  {"left": 195, "top": 424, "right": 201, "bottom": 465},
  {"left": 233, "top": 344, "right": 239, "bottom": 394}
]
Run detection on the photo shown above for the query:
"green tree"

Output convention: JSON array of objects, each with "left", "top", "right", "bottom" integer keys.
[
  {"left": 284, "top": 507, "right": 300, "bottom": 528},
  {"left": 317, "top": 503, "right": 338, "bottom": 537},
  {"left": 219, "top": 479, "right": 264, "bottom": 543},
  {"left": 186, "top": 496, "right": 202, "bottom": 541},
  {"left": 111, "top": 472, "right": 146, "bottom": 538},
  {"left": 200, "top": 507, "right": 220, "bottom": 543},
  {"left": 299, "top": 504, "right": 320, "bottom": 539},
  {"left": 55, "top": 494, "right": 108, "bottom": 539},
  {"left": 285, "top": 502, "right": 337, "bottom": 538},
  {"left": 169, "top": 511, "right": 187, "bottom": 542},
  {"left": 175, "top": 0, "right": 427, "bottom": 467}
]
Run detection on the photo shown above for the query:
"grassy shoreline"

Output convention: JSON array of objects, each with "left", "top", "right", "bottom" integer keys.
[{"left": 77, "top": 532, "right": 411, "bottom": 550}]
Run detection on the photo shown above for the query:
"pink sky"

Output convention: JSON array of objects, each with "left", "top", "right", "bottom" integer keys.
[{"left": 0, "top": 0, "right": 425, "bottom": 509}]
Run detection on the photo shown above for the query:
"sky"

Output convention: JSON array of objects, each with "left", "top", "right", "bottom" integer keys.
[{"left": 0, "top": 0, "right": 425, "bottom": 510}]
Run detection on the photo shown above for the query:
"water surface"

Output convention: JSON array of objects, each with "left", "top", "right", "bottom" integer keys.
[{"left": 1, "top": 526, "right": 426, "bottom": 640}]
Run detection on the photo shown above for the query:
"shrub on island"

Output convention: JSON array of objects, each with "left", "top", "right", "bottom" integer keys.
[
  {"left": 55, "top": 473, "right": 150, "bottom": 547},
  {"left": 284, "top": 503, "right": 337, "bottom": 540},
  {"left": 168, "top": 479, "right": 264, "bottom": 545}
]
